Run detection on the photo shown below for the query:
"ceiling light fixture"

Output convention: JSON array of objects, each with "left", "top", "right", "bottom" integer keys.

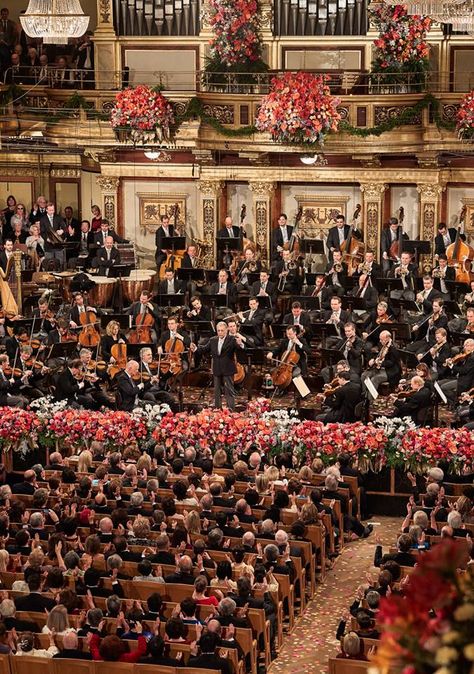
[{"left": 21, "top": 0, "right": 89, "bottom": 45}]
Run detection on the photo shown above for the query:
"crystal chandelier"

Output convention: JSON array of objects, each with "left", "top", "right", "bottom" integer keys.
[{"left": 20, "top": 0, "right": 89, "bottom": 45}]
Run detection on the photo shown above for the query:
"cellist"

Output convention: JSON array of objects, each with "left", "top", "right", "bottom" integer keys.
[
  {"left": 69, "top": 292, "right": 101, "bottom": 329},
  {"left": 266, "top": 325, "right": 310, "bottom": 377},
  {"left": 157, "top": 315, "right": 191, "bottom": 388},
  {"left": 125, "top": 290, "right": 160, "bottom": 344}
]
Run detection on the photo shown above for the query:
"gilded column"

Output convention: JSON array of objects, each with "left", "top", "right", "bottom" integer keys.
[
  {"left": 96, "top": 176, "right": 120, "bottom": 230},
  {"left": 249, "top": 181, "right": 275, "bottom": 266},
  {"left": 94, "top": 0, "right": 119, "bottom": 90},
  {"left": 360, "top": 183, "right": 388, "bottom": 260},
  {"left": 198, "top": 180, "right": 224, "bottom": 267},
  {"left": 417, "top": 183, "right": 444, "bottom": 246}
]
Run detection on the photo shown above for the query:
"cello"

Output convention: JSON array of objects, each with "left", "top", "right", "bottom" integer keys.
[
  {"left": 270, "top": 347, "right": 300, "bottom": 390},
  {"left": 108, "top": 343, "right": 127, "bottom": 379},
  {"left": 234, "top": 354, "right": 246, "bottom": 385},
  {"left": 128, "top": 311, "right": 154, "bottom": 344},
  {"left": 340, "top": 224, "right": 365, "bottom": 276},
  {"left": 446, "top": 227, "right": 474, "bottom": 285},
  {"left": 78, "top": 310, "right": 101, "bottom": 348},
  {"left": 160, "top": 334, "right": 185, "bottom": 377}
]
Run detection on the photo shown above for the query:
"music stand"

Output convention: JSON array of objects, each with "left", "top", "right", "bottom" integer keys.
[
  {"left": 183, "top": 320, "right": 215, "bottom": 337},
  {"left": 390, "top": 298, "right": 421, "bottom": 316},
  {"left": 10, "top": 318, "right": 35, "bottom": 333},
  {"left": 107, "top": 264, "right": 133, "bottom": 278},
  {"left": 308, "top": 322, "right": 338, "bottom": 348},
  {"left": 299, "top": 239, "right": 325, "bottom": 256},
  {"left": 304, "top": 273, "right": 317, "bottom": 287},
  {"left": 320, "top": 347, "right": 344, "bottom": 366},
  {"left": 377, "top": 277, "right": 403, "bottom": 294},
  {"left": 380, "top": 321, "right": 412, "bottom": 344},
  {"left": 48, "top": 342, "right": 78, "bottom": 360},
  {"left": 205, "top": 270, "right": 219, "bottom": 285},
  {"left": 254, "top": 296, "right": 272, "bottom": 311},
  {"left": 291, "top": 295, "right": 321, "bottom": 311},
  {"left": 443, "top": 300, "right": 463, "bottom": 316},
  {"left": 161, "top": 236, "right": 186, "bottom": 254},
  {"left": 154, "top": 293, "right": 186, "bottom": 309},
  {"left": 177, "top": 268, "right": 206, "bottom": 285},
  {"left": 100, "top": 314, "right": 131, "bottom": 330},
  {"left": 450, "top": 331, "right": 470, "bottom": 346},
  {"left": 341, "top": 296, "right": 367, "bottom": 313},
  {"left": 398, "top": 349, "right": 420, "bottom": 370}
]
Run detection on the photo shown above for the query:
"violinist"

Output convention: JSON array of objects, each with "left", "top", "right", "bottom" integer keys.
[
  {"left": 362, "top": 301, "right": 391, "bottom": 360},
  {"left": 69, "top": 292, "right": 100, "bottom": 329},
  {"left": 101, "top": 320, "right": 128, "bottom": 363},
  {"left": 407, "top": 298, "right": 448, "bottom": 356},
  {"left": 427, "top": 328, "right": 451, "bottom": 379},
  {"left": 462, "top": 280, "right": 474, "bottom": 310},
  {"left": 125, "top": 290, "right": 160, "bottom": 344},
  {"left": 283, "top": 301, "right": 311, "bottom": 341},
  {"left": 32, "top": 295, "right": 56, "bottom": 336},
  {"left": 14, "top": 345, "right": 45, "bottom": 400},
  {"left": 53, "top": 358, "right": 96, "bottom": 409},
  {"left": 321, "top": 323, "right": 364, "bottom": 384},
  {"left": 439, "top": 338, "right": 474, "bottom": 404},
  {"left": 157, "top": 315, "right": 191, "bottom": 386},
  {"left": 138, "top": 347, "right": 178, "bottom": 410},
  {"left": 78, "top": 347, "right": 113, "bottom": 409},
  {"left": 361, "top": 330, "right": 401, "bottom": 397},
  {"left": 381, "top": 217, "right": 408, "bottom": 273},
  {"left": 190, "top": 321, "right": 244, "bottom": 411},
  {"left": 432, "top": 254, "right": 455, "bottom": 298},
  {"left": 450, "top": 306, "right": 474, "bottom": 335},
  {"left": 388, "top": 251, "right": 417, "bottom": 301},
  {"left": 316, "top": 371, "right": 361, "bottom": 423},
  {"left": 392, "top": 375, "right": 431, "bottom": 424},
  {"left": 323, "top": 249, "right": 347, "bottom": 298},
  {"left": 266, "top": 325, "right": 310, "bottom": 377},
  {"left": 5, "top": 327, "right": 28, "bottom": 361},
  {"left": 235, "top": 247, "right": 261, "bottom": 292},
  {"left": 0, "top": 354, "right": 27, "bottom": 408},
  {"left": 96, "top": 235, "right": 121, "bottom": 276}
]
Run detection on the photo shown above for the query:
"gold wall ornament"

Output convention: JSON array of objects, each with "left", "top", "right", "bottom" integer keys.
[
  {"left": 360, "top": 183, "right": 388, "bottom": 257},
  {"left": 98, "top": 0, "right": 112, "bottom": 23},
  {"left": 249, "top": 181, "right": 275, "bottom": 265},
  {"left": 460, "top": 198, "right": 474, "bottom": 232},
  {"left": 198, "top": 180, "right": 223, "bottom": 266},
  {"left": 197, "top": 180, "right": 224, "bottom": 197},
  {"left": 96, "top": 175, "right": 120, "bottom": 192},
  {"left": 103, "top": 194, "right": 116, "bottom": 227},
  {"left": 249, "top": 181, "right": 275, "bottom": 197},
  {"left": 50, "top": 168, "right": 81, "bottom": 178},
  {"left": 138, "top": 194, "right": 187, "bottom": 234},
  {"left": 294, "top": 195, "right": 350, "bottom": 238},
  {"left": 416, "top": 183, "right": 444, "bottom": 201},
  {"left": 417, "top": 183, "right": 444, "bottom": 243}
]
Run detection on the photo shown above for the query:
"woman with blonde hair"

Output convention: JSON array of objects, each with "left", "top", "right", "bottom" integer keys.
[
  {"left": 42, "top": 605, "right": 75, "bottom": 635},
  {"left": 0, "top": 550, "right": 9, "bottom": 572},
  {"left": 255, "top": 473, "right": 270, "bottom": 496},
  {"left": 298, "top": 466, "right": 313, "bottom": 483},
  {"left": 185, "top": 510, "right": 201, "bottom": 535},
  {"left": 77, "top": 449, "right": 93, "bottom": 473},
  {"left": 101, "top": 320, "right": 127, "bottom": 363},
  {"left": 213, "top": 449, "right": 228, "bottom": 469},
  {"left": 137, "top": 453, "right": 152, "bottom": 474}
]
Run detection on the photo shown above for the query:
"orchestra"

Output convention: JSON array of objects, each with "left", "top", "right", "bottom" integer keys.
[{"left": 4, "top": 194, "right": 474, "bottom": 428}]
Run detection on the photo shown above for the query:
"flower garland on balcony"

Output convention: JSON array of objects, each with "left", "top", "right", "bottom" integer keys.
[
  {"left": 456, "top": 90, "right": 474, "bottom": 141},
  {"left": 205, "top": 0, "right": 268, "bottom": 83},
  {"left": 255, "top": 72, "right": 341, "bottom": 146},
  {"left": 110, "top": 84, "right": 175, "bottom": 144},
  {"left": 370, "top": 4, "right": 431, "bottom": 86}
]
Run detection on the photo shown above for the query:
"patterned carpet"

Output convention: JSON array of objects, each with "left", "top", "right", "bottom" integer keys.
[{"left": 269, "top": 516, "right": 401, "bottom": 674}]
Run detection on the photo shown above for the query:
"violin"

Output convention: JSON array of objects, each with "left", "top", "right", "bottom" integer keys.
[
  {"left": 444, "top": 351, "right": 469, "bottom": 367},
  {"left": 3, "top": 367, "right": 23, "bottom": 379},
  {"left": 108, "top": 343, "right": 127, "bottom": 379},
  {"left": 160, "top": 335, "right": 184, "bottom": 376},
  {"left": 24, "top": 358, "right": 50, "bottom": 374},
  {"left": 128, "top": 310, "right": 154, "bottom": 344},
  {"left": 270, "top": 346, "right": 300, "bottom": 390},
  {"left": 376, "top": 313, "right": 393, "bottom": 325},
  {"left": 78, "top": 310, "right": 101, "bottom": 348}
]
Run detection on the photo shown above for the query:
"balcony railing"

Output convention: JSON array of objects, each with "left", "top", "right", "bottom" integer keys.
[{"left": 3, "top": 67, "right": 474, "bottom": 96}]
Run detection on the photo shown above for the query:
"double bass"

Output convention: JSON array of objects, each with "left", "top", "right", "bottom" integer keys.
[
  {"left": 283, "top": 207, "right": 303, "bottom": 255},
  {"left": 446, "top": 227, "right": 474, "bottom": 285},
  {"left": 340, "top": 224, "right": 365, "bottom": 276},
  {"left": 270, "top": 347, "right": 300, "bottom": 390},
  {"left": 158, "top": 203, "right": 186, "bottom": 280}
]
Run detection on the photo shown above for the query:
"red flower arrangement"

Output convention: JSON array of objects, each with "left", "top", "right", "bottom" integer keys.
[
  {"left": 208, "top": 0, "right": 263, "bottom": 67},
  {"left": 255, "top": 72, "right": 341, "bottom": 146},
  {"left": 398, "top": 427, "right": 474, "bottom": 474},
  {"left": 0, "top": 408, "right": 42, "bottom": 452},
  {"left": 110, "top": 84, "right": 175, "bottom": 144},
  {"left": 372, "top": 540, "right": 474, "bottom": 674},
  {"left": 46, "top": 410, "right": 147, "bottom": 451},
  {"left": 456, "top": 90, "right": 474, "bottom": 141}
]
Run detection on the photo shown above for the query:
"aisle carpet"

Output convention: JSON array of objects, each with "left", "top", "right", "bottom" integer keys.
[{"left": 269, "top": 517, "right": 400, "bottom": 674}]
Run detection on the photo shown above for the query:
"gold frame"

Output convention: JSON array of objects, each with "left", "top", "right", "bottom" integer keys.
[
  {"left": 138, "top": 193, "right": 187, "bottom": 233},
  {"left": 461, "top": 198, "right": 474, "bottom": 232},
  {"left": 294, "top": 195, "right": 351, "bottom": 238}
]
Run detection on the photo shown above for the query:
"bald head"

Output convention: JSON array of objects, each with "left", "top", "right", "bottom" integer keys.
[{"left": 62, "top": 632, "right": 78, "bottom": 650}]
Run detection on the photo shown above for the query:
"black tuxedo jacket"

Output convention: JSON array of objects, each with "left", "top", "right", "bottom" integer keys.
[
  {"left": 453, "top": 352, "right": 474, "bottom": 395},
  {"left": 180, "top": 252, "right": 199, "bottom": 268},
  {"left": 116, "top": 371, "right": 141, "bottom": 411},
  {"left": 210, "top": 281, "right": 238, "bottom": 307},
  {"left": 326, "top": 381, "right": 362, "bottom": 422},
  {"left": 432, "top": 265, "right": 455, "bottom": 293},
  {"left": 377, "top": 344, "right": 401, "bottom": 387},
  {"left": 381, "top": 227, "right": 409, "bottom": 256},
  {"left": 433, "top": 342, "right": 451, "bottom": 379},
  {"left": 70, "top": 305, "right": 98, "bottom": 326},
  {"left": 350, "top": 284, "right": 378, "bottom": 311},
  {"left": 54, "top": 368, "right": 81, "bottom": 402},
  {"left": 157, "top": 278, "right": 184, "bottom": 295},
  {"left": 64, "top": 217, "right": 80, "bottom": 236},
  {"left": 326, "top": 225, "right": 350, "bottom": 253},
  {"left": 353, "top": 261, "right": 382, "bottom": 280},
  {"left": 39, "top": 213, "right": 65, "bottom": 251},
  {"left": 250, "top": 279, "right": 276, "bottom": 304},
  {"left": 324, "top": 260, "right": 348, "bottom": 287},
  {"left": 420, "top": 288, "right": 442, "bottom": 314},
  {"left": 197, "top": 334, "right": 240, "bottom": 377},
  {"left": 29, "top": 206, "right": 47, "bottom": 224},
  {"left": 0, "top": 251, "right": 12, "bottom": 273},
  {"left": 155, "top": 224, "right": 176, "bottom": 250},
  {"left": 335, "top": 336, "right": 365, "bottom": 373},
  {"left": 282, "top": 312, "right": 312, "bottom": 338},
  {"left": 271, "top": 225, "right": 294, "bottom": 257},
  {"left": 240, "top": 307, "right": 266, "bottom": 344},
  {"left": 271, "top": 336, "right": 311, "bottom": 375},
  {"left": 434, "top": 228, "right": 458, "bottom": 255},
  {"left": 158, "top": 329, "right": 191, "bottom": 350},
  {"left": 94, "top": 229, "right": 125, "bottom": 247},
  {"left": 394, "top": 385, "right": 432, "bottom": 423},
  {"left": 217, "top": 225, "right": 241, "bottom": 238},
  {"left": 97, "top": 246, "right": 121, "bottom": 273},
  {"left": 126, "top": 301, "right": 160, "bottom": 324}
]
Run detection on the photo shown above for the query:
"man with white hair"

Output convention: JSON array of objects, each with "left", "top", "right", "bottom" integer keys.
[
  {"left": 260, "top": 519, "right": 276, "bottom": 540},
  {"left": 97, "top": 516, "right": 114, "bottom": 542},
  {"left": 439, "top": 337, "right": 474, "bottom": 403},
  {"left": 242, "top": 531, "right": 256, "bottom": 552},
  {"left": 53, "top": 631, "right": 92, "bottom": 659},
  {"left": 427, "top": 467, "right": 444, "bottom": 485},
  {"left": 361, "top": 330, "right": 402, "bottom": 396},
  {"left": 190, "top": 321, "right": 244, "bottom": 411},
  {"left": 447, "top": 510, "right": 468, "bottom": 537},
  {"left": 248, "top": 451, "right": 262, "bottom": 471}
]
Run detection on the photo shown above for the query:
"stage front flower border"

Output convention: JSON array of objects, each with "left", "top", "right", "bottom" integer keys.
[{"left": 0, "top": 400, "right": 473, "bottom": 476}]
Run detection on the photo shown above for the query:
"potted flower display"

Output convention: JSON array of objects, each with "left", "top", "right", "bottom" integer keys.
[{"left": 110, "top": 84, "right": 175, "bottom": 144}]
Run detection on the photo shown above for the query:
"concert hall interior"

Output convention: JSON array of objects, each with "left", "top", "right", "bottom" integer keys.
[{"left": 0, "top": 1, "right": 473, "bottom": 673}]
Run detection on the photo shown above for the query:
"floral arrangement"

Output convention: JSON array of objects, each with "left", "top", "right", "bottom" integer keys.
[
  {"left": 373, "top": 416, "right": 417, "bottom": 468},
  {"left": 110, "top": 84, "right": 175, "bottom": 144},
  {"left": 372, "top": 539, "right": 474, "bottom": 674},
  {"left": 456, "top": 90, "right": 474, "bottom": 142},
  {"left": 0, "top": 408, "right": 42, "bottom": 455},
  {"left": 370, "top": 4, "right": 431, "bottom": 87},
  {"left": 255, "top": 72, "right": 341, "bottom": 146},
  {"left": 208, "top": 0, "right": 263, "bottom": 68},
  {"left": 398, "top": 427, "right": 474, "bottom": 474}
]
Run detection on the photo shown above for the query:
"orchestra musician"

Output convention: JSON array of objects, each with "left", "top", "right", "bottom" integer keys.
[
  {"left": 266, "top": 325, "right": 310, "bottom": 377},
  {"left": 235, "top": 248, "right": 261, "bottom": 292},
  {"left": 69, "top": 292, "right": 100, "bottom": 329},
  {"left": 283, "top": 301, "right": 312, "bottom": 340},
  {"left": 93, "top": 219, "right": 127, "bottom": 248},
  {"left": 157, "top": 315, "right": 191, "bottom": 387},
  {"left": 463, "top": 282, "right": 474, "bottom": 310},
  {"left": 321, "top": 322, "right": 364, "bottom": 384},
  {"left": 217, "top": 215, "right": 242, "bottom": 239},
  {"left": 326, "top": 214, "right": 350, "bottom": 262},
  {"left": 0, "top": 354, "right": 27, "bottom": 408},
  {"left": 381, "top": 217, "right": 408, "bottom": 273},
  {"left": 307, "top": 273, "right": 332, "bottom": 311},
  {"left": 157, "top": 268, "right": 184, "bottom": 296},
  {"left": 210, "top": 269, "right": 238, "bottom": 311},
  {"left": 0, "top": 238, "right": 14, "bottom": 273},
  {"left": 407, "top": 298, "right": 448, "bottom": 356},
  {"left": 100, "top": 321, "right": 126, "bottom": 366},
  {"left": 392, "top": 375, "right": 432, "bottom": 424},
  {"left": 449, "top": 306, "right": 474, "bottom": 335},
  {"left": 361, "top": 330, "right": 401, "bottom": 397},
  {"left": 181, "top": 244, "right": 199, "bottom": 269},
  {"left": 271, "top": 213, "right": 293, "bottom": 262},
  {"left": 116, "top": 359, "right": 154, "bottom": 412},
  {"left": 323, "top": 250, "right": 347, "bottom": 298},
  {"left": 438, "top": 338, "right": 474, "bottom": 404},
  {"left": 5, "top": 326, "right": 28, "bottom": 361},
  {"left": 273, "top": 249, "right": 303, "bottom": 295},
  {"left": 316, "top": 371, "right": 361, "bottom": 423},
  {"left": 235, "top": 296, "right": 265, "bottom": 346},
  {"left": 434, "top": 222, "right": 458, "bottom": 258},
  {"left": 13, "top": 345, "right": 46, "bottom": 400},
  {"left": 190, "top": 321, "right": 244, "bottom": 411},
  {"left": 46, "top": 319, "right": 76, "bottom": 347},
  {"left": 53, "top": 358, "right": 97, "bottom": 409},
  {"left": 250, "top": 270, "right": 276, "bottom": 307},
  {"left": 349, "top": 274, "right": 378, "bottom": 323},
  {"left": 362, "top": 301, "right": 391, "bottom": 359},
  {"left": 388, "top": 251, "right": 418, "bottom": 301},
  {"left": 125, "top": 290, "right": 159, "bottom": 343},
  {"left": 353, "top": 250, "right": 382, "bottom": 281},
  {"left": 39, "top": 202, "right": 65, "bottom": 269},
  {"left": 155, "top": 214, "right": 176, "bottom": 273},
  {"left": 324, "top": 296, "right": 349, "bottom": 347},
  {"left": 425, "top": 327, "right": 451, "bottom": 380},
  {"left": 415, "top": 276, "right": 442, "bottom": 315},
  {"left": 96, "top": 236, "right": 121, "bottom": 276},
  {"left": 186, "top": 296, "right": 212, "bottom": 323},
  {"left": 139, "top": 346, "right": 178, "bottom": 410},
  {"left": 227, "top": 318, "right": 252, "bottom": 354},
  {"left": 432, "top": 254, "right": 455, "bottom": 298},
  {"left": 77, "top": 347, "right": 113, "bottom": 409}
]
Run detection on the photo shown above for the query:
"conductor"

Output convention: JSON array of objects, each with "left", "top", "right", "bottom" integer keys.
[{"left": 190, "top": 321, "right": 244, "bottom": 411}]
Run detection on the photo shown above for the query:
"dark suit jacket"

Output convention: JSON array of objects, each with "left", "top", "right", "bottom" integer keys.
[
  {"left": 378, "top": 344, "right": 402, "bottom": 387},
  {"left": 282, "top": 312, "right": 312, "bottom": 339},
  {"left": 157, "top": 278, "right": 184, "bottom": 295},
  {"left": 70, "top": 305, "right": 99, "bottom": 327},
  {"left": 334, "top": 336, "right": 365, "bottom": 374},
  {"left": 116, "top": 371, "right": 141, "bottom": 412},
  {"left": 420, "top": 288, "right": 442, "bottom": 314},
  {"left": 29, "top": 206, "right": 47, "bottom": 224},
  {"left": 271, "top": 336, "right": 311, "bottom": 375},
  {"left": 433, "top": 342, "right": 452, "bottom": 380},
  {"left": 53, "top": 649, "right": 92, "bottom": 660},
  {"left": 189, "top": 653, "right": 232, "bottom": 674},
  {"left": 96, "top": 246, "right": 121, "bottom": 275},
  {"left": 155, "top": 224, "right": 176, "bottom": 251},
  {"left": 325, "top": 381, "right": 362, "bottom": 422},
  {"left": 394, "top": 385, "right": 432, "bottom": 423},
  {"left": 250, "top": 280, "right": 276, "bottom": 305},
  {"left": 453, "top": 352, "right": 474, "bottom": 396},
  {"left": 240, "top": 308, "right": 266, "bottom": 344},
  {"left": 217, "top": 225, "right": 241, "bottom": 238},
  {"left": 94, "top": 229, "right": 125, "bottom": 247},
  {"left": 39, "top": 213, "right": 65, "bottom": 251},
  {"left": 434, "top": 228, "right": 457, "bottom": 255},
  {"left": 324, "top": 261, "right": 348, "bottom": 288},
  {"left": 15, "top": 592, "right": 56, "bottom": 612},
  {"left": 54, "top": 368, "right": 82, "bottom": 403},
  {"left": 350, "top": 285, "right": 378, "bottom": 311},
  {"left": 197, "top": 334, "right": 240, "bottom": 377},
  {"left": 432, "top": 265, "right": 455, "bottom": 294},
  {"left": 0, "top": 252, "right": 12, "bottom": 273},
  {"left": 11, "top": 481, "right": 36, "bottom": 495},
  {"left": 271, "top": 225, "right": 294, "bottom": 258},
  {"left": 381, "top": 227, "right": 409, "bottom": 257},
  {"left": 125, "top": 301, "right": 160, "bottom": 324},
  {"left": 181, "top": 252, "right": 199, "bottom": 269},
  {"left": 210, "top": 281, "right": 238, "bottom": 307},
  {"left": 158, "top": 329, "right": 191, "bottom": 351},
  {"left": 374, "top": 546, "right": 416, "bottom": 567},
  {"left": 326, "top": 225, "right": 350, "bottom": 254}
]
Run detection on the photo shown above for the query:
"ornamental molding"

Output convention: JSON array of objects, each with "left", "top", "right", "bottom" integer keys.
[
  {"left": 50, "top": 168, "right": 81, "bottom": 178},
  {"left": 360, "top": 183, "right": 388, "bottom": 200},
  {"left": 197, "top": 180, "right": 224, "bottom": 197},
  {"left": 98, "top": 0, "right": 112, "bottom": 23},
  {"left": 96, "top": 175, "right": 120, "bottom": 192},
  {"left": 249, "top": 181, "right": 276, "bottom": 197},
  {"left": 417, "top": 183, "right": 445, "bottom": 200}
]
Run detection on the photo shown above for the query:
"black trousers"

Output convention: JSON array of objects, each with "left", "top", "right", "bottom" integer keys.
[{"left": 214, "top": 374, "right": 236, "bottom": 410}]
